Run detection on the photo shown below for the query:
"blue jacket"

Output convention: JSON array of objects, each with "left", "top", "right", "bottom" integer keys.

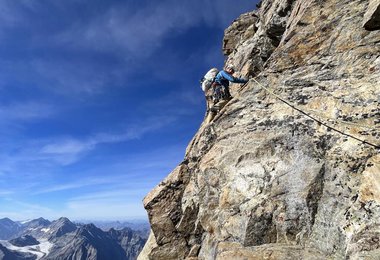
[{"left": 214, "top": 70, "right": 247, "bottom": 88}]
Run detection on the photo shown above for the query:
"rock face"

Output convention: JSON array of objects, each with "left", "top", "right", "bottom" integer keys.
[
  {"left": 139, "top": 0, "right": 380, "bottom": 259},
  {"left": 46, "top": 217, "right": 77, "bottom": 239},
  {"left": 45, "top": 224, "right": 126, "bottom": 260},
  {"left": 108, "top": 228, "right": 147, "bottom": 260},
  {"left": 9, "top": 235, "right": 39, "bottom": 247},
  {"left": 24, "top": 218, "right": 51, "bottom": 230}
]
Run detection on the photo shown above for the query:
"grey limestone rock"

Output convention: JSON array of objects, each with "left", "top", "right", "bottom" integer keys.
[{"left": 139, "top": 0, "right": 380, "bottom": 259}]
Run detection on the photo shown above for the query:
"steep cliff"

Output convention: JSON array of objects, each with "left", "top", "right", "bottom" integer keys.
[{"left": 139, "top": 0, "right": 380, "bottom": 259}]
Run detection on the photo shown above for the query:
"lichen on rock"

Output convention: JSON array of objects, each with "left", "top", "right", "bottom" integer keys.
[{"left": 138, "top": 0, "right": 380, "bottom": 259}]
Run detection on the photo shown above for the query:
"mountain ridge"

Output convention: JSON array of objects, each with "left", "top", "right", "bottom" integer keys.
[{"left": 0, "top": 217, "right": 147, "bottom": 260}]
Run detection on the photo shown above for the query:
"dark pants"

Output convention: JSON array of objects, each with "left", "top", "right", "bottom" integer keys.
[{"left": 204, "top": 84, "right": 231, "bottom": 123}]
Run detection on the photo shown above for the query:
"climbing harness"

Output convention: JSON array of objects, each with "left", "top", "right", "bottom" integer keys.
[{"left": 213, "top": 84, "right": 231, "bottom": 103}]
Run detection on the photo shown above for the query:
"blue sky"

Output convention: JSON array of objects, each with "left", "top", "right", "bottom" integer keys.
[{"left": 0, "top": 0, "right": 255, "bottom": 221}]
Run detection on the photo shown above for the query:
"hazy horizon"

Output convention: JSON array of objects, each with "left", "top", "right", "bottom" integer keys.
[{"left": 1, "top": 216, "right": 149, "bottom": 223}]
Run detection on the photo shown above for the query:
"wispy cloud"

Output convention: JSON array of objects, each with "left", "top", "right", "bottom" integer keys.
[
  {"left": 33, "top": 141, "right": 184, "bottom": 193},
  {"left": 0, "top": 1, "right": 47, "bottom": 41},
  {"left": 33, "top": 175, "right": 143, "bottom": 195},
  {"left": 53, "top": 1, "right": 199, "bottom": 57},
  {"left": 0, "top": 101, "right": 56, "bottom": 122},
  {"left": 0, "top": 114, "right": 181, "bottom": 196},
  {"left": 68, "top": 187, "right": 150, "bottom": 204},
  {"left": 0, "top": 0, "right": 252, "bottom": 96},
  {"left": 0, "top": 190, "right": 13, "bottom": 196},
  {"left": 0, "top": 199, "right": 57, "bottom": 221},
  {"left": 30, "top": 58, "right": 125, "bottom": 96},
  {"left": 0, "top": 143, "right": 184, "bottom": 220},
  {"left": 39, "top": 115, "right": 176, "bottom": 165},
  {"left": 0, "top": 0, "right": 254, "bottom": 221},
  {"left": 52, "top": 0, "right": 253, "bottom": 57},
  {"left": 0, "top": 0, "right": 23, "bottom": 29}
]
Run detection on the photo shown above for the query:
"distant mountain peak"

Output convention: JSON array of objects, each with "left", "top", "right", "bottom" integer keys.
[
  {"left": 0, "top": 217, "right": 147, "bottom": 259},
  {"left": 48, "top": 217, "right": 77, "bottom": 238},
  {"left": 0, "top": 218, "right": 21, "bottom": 240},
  {"left": 56, "top": 217, "right": 70, "bottom": 222},
  {"left": 0, "top": 217, "right": 14, "bottom": 222},
  {"left": 23, "top": 217, "right": 51, "bottom": 228}
]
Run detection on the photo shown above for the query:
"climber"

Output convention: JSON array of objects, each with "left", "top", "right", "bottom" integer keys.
[{"left": 205, "top": 64, "right": 248, "bottom": 123}]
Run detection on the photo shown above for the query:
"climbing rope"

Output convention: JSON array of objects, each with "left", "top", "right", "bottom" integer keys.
[{"left": 249, "top": 78, "right": 380, "bottom": 149}]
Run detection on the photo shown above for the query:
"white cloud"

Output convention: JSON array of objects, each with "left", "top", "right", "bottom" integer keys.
[
  {"left": 0, "top": 199, "right": 57, "bottom": 221},
  {"left": 0, "top": 57, "right": 128, "bottom": 98},
  {"left": 0, "top": 0, "right": 46, "bottom": 39},
  {"left": 38, "top": 115, "right": 176, "bottom": 165},
  {"left": 41, "top": 139, "right": 93, "bottom": 156},
  {"left": 53, "top": 1, "right": 197, "bottom": 56},
  {"left": 33, "top": 176, "right": 129, "bottom": 195},
  {"left": 0, "top": 101, "right": 56, "bottom": 122},
  {"left": 0, "top": 116, "right": 180, "bottom": 194},
  {"left": 31, "top": 59, "right": 122, "bottom": 96},
  {"left": 32, "top": 142, "right": 185, "bottom": 193},
  {"left": 0, "top": 142, "right": 185, "bottom": 220},
  {"left": 0, "top": 0, "right": 253, "bottom": 96},
  {"left": 52, "top": 0, "right": 253, "bottom": 57},
  {"left": 0, "top": 0, "right": 254, "bottom": 221}
]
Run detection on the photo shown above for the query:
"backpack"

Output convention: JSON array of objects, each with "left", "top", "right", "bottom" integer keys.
[{"left": 200, "top": 68, "right": 219, "bottom": 92}]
